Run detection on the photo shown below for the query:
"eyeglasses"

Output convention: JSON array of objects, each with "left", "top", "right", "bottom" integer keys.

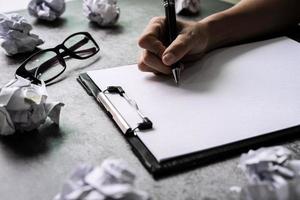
[{"left": 16, "top": 32, "right": 100, "bottom": 86}]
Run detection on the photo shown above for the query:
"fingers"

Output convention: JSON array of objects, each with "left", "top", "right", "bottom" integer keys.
[
  {"left": 138, "top": 61, "right": 159, "bottom": 73},
  {"left": 138, "top": 17, "right": 170, "bottom": 75},
  {"left": 139, "top": 36, "right": 166, "bottom": 58},
  {"left": 138, "top": 50, "right": 171, "bottom": 75},
  {"left": 138, "top": 17, "right": 166, "bottom": 57},
  {"left": 162, "top": 33, "right": 194, "bottom": 66}
]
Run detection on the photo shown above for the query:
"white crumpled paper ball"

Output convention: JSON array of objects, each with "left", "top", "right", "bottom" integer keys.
[
  {"left": 236, "top": 146, "right": 300, "bottom": 200},
  {"left": 176, "top": 0, "right": 201, "bottom": 15},
  {"left": 28, "top": 0, "right": 66, "bottom": 21},
  {"left": 0, "top": 76, "right": 64, "bottom": 135},
  {"left": 54, "top": 159, "right": 150, "bottom": 200},
  {"left": 0, "top": 13, "right": 44, "bottom": 56},
  {"left": 83, "top": 0, "right": 120, "bottom": 26}
]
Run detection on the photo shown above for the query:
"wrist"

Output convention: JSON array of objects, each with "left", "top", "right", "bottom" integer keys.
[{"left": 200, "top": 11, "right": 234, "bottom": 51}]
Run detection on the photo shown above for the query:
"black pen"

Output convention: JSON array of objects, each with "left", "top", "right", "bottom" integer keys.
[{"left": 163, "top": 0, "right": 182, "bottom": 84}]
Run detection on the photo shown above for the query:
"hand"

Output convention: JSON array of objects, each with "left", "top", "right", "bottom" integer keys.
[{"left": 138, "top": 16, "right": 210, "bottom": 75}]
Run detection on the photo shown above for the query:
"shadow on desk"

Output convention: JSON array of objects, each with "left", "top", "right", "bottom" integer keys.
[
  {"left": 33, "top": 18, "right": 68, "bottom": 28},
  {"left": 0, "top": 123, "right": 64, "bottom": 158},
  {"left": 88, "top": 22, "right": 124, "bottom": 35},
  {"left": 3, "top": 48, "right": 41, "bottom": 66}
]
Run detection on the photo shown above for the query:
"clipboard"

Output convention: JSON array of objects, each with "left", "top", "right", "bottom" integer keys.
[{"left": 77, "top": 37, "right": 300, "bottom": 178}]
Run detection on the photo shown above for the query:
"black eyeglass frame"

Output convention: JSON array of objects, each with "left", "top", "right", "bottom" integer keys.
[{"left": 16, "top": 32, "right": 100, "bottom": 85}]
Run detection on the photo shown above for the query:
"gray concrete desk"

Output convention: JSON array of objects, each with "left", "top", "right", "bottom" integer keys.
[{"left": 0, "top": 0, "right": 299, "bottom": 200}]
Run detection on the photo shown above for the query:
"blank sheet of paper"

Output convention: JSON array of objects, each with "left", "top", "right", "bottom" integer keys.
[{"left": 88, "top": 37, "right": 300, "bottom": 162}]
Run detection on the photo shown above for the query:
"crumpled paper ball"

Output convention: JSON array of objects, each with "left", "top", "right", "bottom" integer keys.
[
  {"left": 28, "top": 0, "right": 66, "bottom": 21},
  {"left": 0, "top": 76, "right": 64, "bottom": 135},
  {"left": 175, "top": 0, "right": 201, "bottom": 15},
  {"left": 239, "top": 146, "right": 295, "bottom": 187},
  {"left": 83, "top": 0, "right": 120, "bottom": 26},
  {"left": 235, "top": 146, "right": 300, "bottom": 200},
  {"left": 54, "top": 159, "right": 150, "bottom": 200},
  {"left": 0, "top": 13, "right": 44, "bottom": 56}
]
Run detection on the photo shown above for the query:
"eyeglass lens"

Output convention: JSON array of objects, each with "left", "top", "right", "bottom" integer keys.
[
  {"left": 25, "top": 50, "right": 65, "bottom": 83},
  {"left": 64, "top": 34, "right": 98, "bottom": 58}
]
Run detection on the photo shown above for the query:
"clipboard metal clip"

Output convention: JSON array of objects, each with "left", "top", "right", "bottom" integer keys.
[{"left": 97, "top": 86, "right": 153, "bottom": 135}]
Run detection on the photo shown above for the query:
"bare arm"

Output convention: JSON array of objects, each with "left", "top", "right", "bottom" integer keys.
[{"left": 205, "top": 0, "right": 300, "bottom": 49}]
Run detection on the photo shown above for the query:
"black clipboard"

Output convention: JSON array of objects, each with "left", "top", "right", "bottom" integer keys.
[{"left": 78, "top": 72, "right": 300, "bottom": 179}]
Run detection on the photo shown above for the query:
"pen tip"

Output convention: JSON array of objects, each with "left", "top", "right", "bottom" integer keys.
[{"left": 172, "top": 68, "right": 181, "bottom": 85}]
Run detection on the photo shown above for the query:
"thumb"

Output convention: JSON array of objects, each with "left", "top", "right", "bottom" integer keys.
[{"left": 162, "top": 34, "right": 193, "bottom": 66}]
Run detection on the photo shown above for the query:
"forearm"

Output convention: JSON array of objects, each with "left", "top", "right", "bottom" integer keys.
[{"left": 201, "top": 0, "right": 300, "bottom": 50}]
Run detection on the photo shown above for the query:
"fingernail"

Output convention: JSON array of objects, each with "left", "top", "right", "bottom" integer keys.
[{"left": 163, "top": 53, "right": 176, "bottom": 65}]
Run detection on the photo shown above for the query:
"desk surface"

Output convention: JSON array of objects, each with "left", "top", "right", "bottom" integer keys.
[{"left": 0, "top": 0, "right": 299, "bottom": 200}]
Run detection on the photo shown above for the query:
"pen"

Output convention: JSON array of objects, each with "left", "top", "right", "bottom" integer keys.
[{"left": 163, "top": 0, "right": 182, "bottom": 84}]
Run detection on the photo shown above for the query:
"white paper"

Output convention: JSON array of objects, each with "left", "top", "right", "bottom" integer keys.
[
  {"left": 28, "top": 0, "right": 66, "bottom": 21},
  {"left": 0, "top": 13, "right": 43, "bottom": 55},
  {"left": 0, "top": 76, "right": 64, "bottom": 135},
  {"left": 83, "top": 0, "right": 120, "bottom": 26},
  {"left": 54, "top": 159, "right": 150, "bottom": 200},
  {"left": 176, "top": 0, "right": 201, "bottom": 15},
  {"left": 87, "top": 37, "right": 300, "bottom": 162}
]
